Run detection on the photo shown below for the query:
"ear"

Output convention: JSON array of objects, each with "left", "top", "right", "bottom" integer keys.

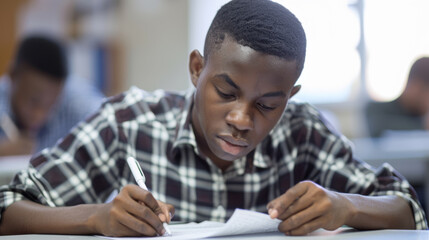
[
  {"left": 289, "top": 85, "right": 301, "bottom": 99},
  {"left": 189, "top": 50, "right": 204, "bottom": 87}
]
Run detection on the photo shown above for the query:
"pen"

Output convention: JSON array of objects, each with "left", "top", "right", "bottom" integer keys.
[
  {"left": 0, "top": 114, "right": 19, "bottom": 141},
  {"left": 127, "top": 156, "right": 172, "bottom": 236}
]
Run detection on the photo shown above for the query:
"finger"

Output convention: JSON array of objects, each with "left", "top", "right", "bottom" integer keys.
[
  {"left": 128, "top": 198, "right": 166, "bottom": 235},
  {"left": 128, "top": 186, "right": 164, "bottom": 218},
  {"left": 287, "top": 216, "right": 326, "bottom": 236},
  {"left": 157, "top": 201, "right": 175, "bottom": 223},
  {"left": 279, "top": 204, "right": 322, "bottom": 233},
  {"left": 116, "top": 210, "right": 159, "bottom": 236},
  {"left": 167, "top": 204, "right": 175, "bottom": 220},
  {"left": 122, "top": 187, "right": 165, "bottom": 235},
  {"left": 267, "top": 182, "right": 310, "bottom": 219},
  {"left": 277, "top": 194, "right": 313, "bottom": 220},
  {"left": 112, "top": 220, "right": 148, "bottom": 237}
]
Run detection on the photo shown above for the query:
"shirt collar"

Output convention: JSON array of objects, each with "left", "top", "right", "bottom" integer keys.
[{"left": 172, "top": 88, "right": 198, "bottom": 151}]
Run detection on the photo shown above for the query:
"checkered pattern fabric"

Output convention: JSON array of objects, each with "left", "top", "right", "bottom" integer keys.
[{"left": 0, "top": 86, "right": 426, "bottom": 229}]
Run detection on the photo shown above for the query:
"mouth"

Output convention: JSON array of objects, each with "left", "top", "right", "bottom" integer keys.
[{"left": 217, "top": 135, "right": 249, "bottom": 156}]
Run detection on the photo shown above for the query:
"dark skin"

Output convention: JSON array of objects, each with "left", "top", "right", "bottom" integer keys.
[
  {"left": 0, "top": 66, "right": 63, "bottom": 156},
  {"left": 399, "top": 77, "right": 429, "bottom": 116},
  {"left": 190, "top": 37, "right": 300, "bottom": 171},
  {"left": 10, "top": 66, "right": 64, "bottom": 133},
  {"left": 0, "top": 36, "right": 416, "bottom": 236},
  {"left": 0, "top": 185, "right": 174, "bottom": 237},
  {"left": 398, "top": 77, "right": 429, "bottom": 129},
  {"left": 189, "top": 36, "right": 416, "bottom": 235}
]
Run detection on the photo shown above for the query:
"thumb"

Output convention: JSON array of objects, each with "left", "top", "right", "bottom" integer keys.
[{"left": 156, "top": 200, "right": 174, "bottom": 223}]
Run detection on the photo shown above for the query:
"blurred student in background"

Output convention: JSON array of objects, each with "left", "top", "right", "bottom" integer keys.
[
  {"left": 366, "top": 57, "right": 429, "bottom": 137},
  {"left": 0, "top": 34, "right": 105, "bottom": 156}
]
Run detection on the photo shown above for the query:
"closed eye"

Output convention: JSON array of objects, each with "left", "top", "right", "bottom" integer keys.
[
  {"left": 215, "top": 87, "right": 235, "bottom": 100},
  {"left": 257, "top": 102, "right": 276, "bottom": 111}
]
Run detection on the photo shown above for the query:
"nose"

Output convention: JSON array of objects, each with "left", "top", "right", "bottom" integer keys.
[{"left": 225, "top": 103, "right": 254, "bottom": 131}]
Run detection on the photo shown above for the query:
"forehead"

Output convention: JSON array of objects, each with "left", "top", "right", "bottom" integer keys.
[
  {"left": 205, "top": 36, "right": 299, "bottom": 87},
  {"left": 14, "top": 67, "right": 63, "bottom": 95}
]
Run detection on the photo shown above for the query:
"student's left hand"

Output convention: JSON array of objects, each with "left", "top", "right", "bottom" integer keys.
[{"left": 266, "top": 180, "right": 352, "bottom": 236}]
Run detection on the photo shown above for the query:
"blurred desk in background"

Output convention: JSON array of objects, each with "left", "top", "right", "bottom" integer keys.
[
  {"left": 351, "top": 132, "right": 429, "bottom": 217},
  {"left": 0, "top": 154, "right": 31, "bottom": 185}
]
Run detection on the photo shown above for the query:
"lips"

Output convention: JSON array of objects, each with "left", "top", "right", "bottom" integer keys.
[
  {"left": 217, "top": 135, "right": 249, "bottom": 156},
  {"left": 219, "top": 135, "right": 249, "bottom": 147}
]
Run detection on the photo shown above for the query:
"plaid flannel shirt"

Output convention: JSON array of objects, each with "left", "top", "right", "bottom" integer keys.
[{"left": 0, "top": 86, "right": 426, "bottom": 229}]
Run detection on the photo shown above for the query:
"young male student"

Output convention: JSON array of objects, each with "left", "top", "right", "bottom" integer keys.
[
  {"left": 0, "top": 0, "right": 426, "bottom": 237},
  {"left": 0, "top": 35, "right": 104, "bottom": 156}
]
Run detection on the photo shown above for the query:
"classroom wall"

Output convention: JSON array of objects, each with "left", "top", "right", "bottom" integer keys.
[
  {"left": 0, "top": 0, "right": 191, "bottom": 96},
  {"left": 0, "top": 0, "right": 372, "bottom": 139},
  {"left": 119, "top": 0, "right": 190, "bottom": 92},
  {"left": 0, "top": 0, "right": 28, "bottom": 75}
]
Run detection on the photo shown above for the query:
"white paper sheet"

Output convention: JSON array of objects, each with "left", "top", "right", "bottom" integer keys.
[{"left": 99, "top": 208, "right": 281, "bottom": 239}]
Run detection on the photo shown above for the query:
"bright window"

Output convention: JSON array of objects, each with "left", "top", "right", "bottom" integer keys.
[
  {"left": 189, "top": 0, "right": 429, "bottom": 104},
  {"left": 275, "top": 0, "right": 361, "bottom": 104},
  {"left": 365, "top": 0, "right": 429, "bottom": 101}
]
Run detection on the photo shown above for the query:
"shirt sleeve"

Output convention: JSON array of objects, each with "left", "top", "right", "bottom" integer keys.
[
  {"left": 0, "top": 96, "right": 129, "bottom": 222},
  {"left": 292, "top": 103, "right": 428, "bottom": 230}
]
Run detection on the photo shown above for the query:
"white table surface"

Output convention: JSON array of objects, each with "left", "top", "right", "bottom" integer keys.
[{"left": 0, "top": 229, "right": 427, "bottom": 239}]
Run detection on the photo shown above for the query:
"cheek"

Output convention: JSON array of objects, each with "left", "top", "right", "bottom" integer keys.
[
  {"left": 254, "top": 111, "right": 284, "bottom": 140},
  {"left": 13, "top": 95, "right": 30, "bottom": 117},
  {"left": 424, "top": 94, "right": 429, "bottom": 109},
  {"left": 194, "top": 86, "right": 211, "bottom": 130},
  {"left": 197, "top": 88, "right": 221, "bottom": 126}
]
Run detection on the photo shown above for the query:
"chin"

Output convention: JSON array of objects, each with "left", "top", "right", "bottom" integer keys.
[{"left": 216, "top": 148, "right": 249, "bottom": 162}]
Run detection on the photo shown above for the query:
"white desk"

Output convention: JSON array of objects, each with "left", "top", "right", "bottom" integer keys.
[{"left": 0, "top": 229, "right": 427, "bottom": 239}]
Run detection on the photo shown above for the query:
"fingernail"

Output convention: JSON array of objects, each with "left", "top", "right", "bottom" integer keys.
[
  {"left": 160, "top": 228, "right": 166, "bottom": 236},
  {"left": 268, "top": 208, "right": 278, "bottom": 218}
]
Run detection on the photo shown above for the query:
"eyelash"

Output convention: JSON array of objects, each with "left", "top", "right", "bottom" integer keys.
[
  {"left": 215, "top": 87, "right": 276, "bottom": 111},
  {"left": 215, "top": 87, "right": 235, "bottom": 100},
  {"left": 257, "top": 103, "right": 275, "bottom": 111}
]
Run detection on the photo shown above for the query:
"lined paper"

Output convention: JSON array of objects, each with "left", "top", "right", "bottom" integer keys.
[{"left": 100, "top": 208, "right": 281, "bottom": 239}]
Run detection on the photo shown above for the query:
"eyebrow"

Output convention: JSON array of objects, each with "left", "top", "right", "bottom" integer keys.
[
  {"left": 216, "top": 74, "right": 239, "bottom": 90},
  {"left": 215, "top": 73, "right": 286, "bottom": 98}
]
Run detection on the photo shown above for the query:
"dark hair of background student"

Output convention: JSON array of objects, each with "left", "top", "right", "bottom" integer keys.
[{"left": 11, "top": 35, "right": 68, "bottom": 81}]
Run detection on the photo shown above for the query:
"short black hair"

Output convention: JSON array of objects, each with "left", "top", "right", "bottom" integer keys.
[
  {"left": 204, "top": 0, "right": 306, "bottom": 75},
  {"left": 408, "top": 57, "right": 429, "bottom": 84},
  {"left": 12, "top": 35, "right": 68, "bottom": 80}
]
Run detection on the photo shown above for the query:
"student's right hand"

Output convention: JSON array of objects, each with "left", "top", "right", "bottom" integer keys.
[
  {"left": 0, "top": 136, "right": 35, "bottom": 156},
  {"left": 90, "top": 184, "right": 174, "bottom": 237}
]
